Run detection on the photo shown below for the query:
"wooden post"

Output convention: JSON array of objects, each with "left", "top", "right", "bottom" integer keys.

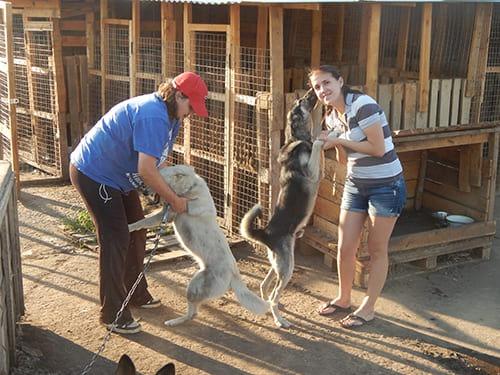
[
  {"left": 130, "top": 0, "right": 140, "bottom": 97},
  {"left": 161, "top": 2, "right": 176, "bottom": 78},
  {"left": 269, "top": 5, "right": 284, "bottom": 208},
  {"left": 488, "top": 132, "right": 499, "bottom": 218},
  {"left": 358, "top": 5, "right": 369, "bottom": 69},
  {"left": 466, "top": 4, "right": 485, "bottom": 98},
  {"left": 85, "top": 12, "right": 95, "bottom": 69},
  {"left": 78, "top": 55, "right": 89, "bottom": 133},
  {"left": 226, "top": 4, "right": 239, "bottom": 231},
  {"left": 3, "top": 3, "right": 19, "bottom": 191},
  {"left": 183, "top": 3, "right": 192, "bottom": 164},
  {"left": 52, "top": 19, "right": 69, "bottom": 179},
  {"left": 473, "top": 4, "right": 493, "bottom": 123},
  {"left": 415, "top": 150, "right": 427, "bottom": 210},
  {"left": 311, "top": 8, "right": 322, "bottom": 69},
  {"left": 418, "top": 3, "right": 432, "bottom": 113},
  {"left": 365, "top": 4, "right": 381, "bottom": 98},
  {"left": 396, "top": 8, "right": 410, "bottom": 74},
  {"left": 332, "top": 5, "right": 344, "bottom": 63},
  {"left": 100, "top": 0, "right": 108, "bottom": 114}
]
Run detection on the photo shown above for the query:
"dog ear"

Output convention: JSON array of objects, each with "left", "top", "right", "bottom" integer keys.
[
  {"left": 156, "top": 362, "right": 175, "bottom": 375},
  {"left": 115, "top": 354, "right": 136, "bottom": 375}
]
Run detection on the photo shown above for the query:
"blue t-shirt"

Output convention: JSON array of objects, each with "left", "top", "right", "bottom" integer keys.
[{"left": 70, "top": 93, "right": 180, "bottom": 192}]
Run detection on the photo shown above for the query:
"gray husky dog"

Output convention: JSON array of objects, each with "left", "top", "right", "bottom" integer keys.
[
  {"left": 129, "top": 165, "right": 269, "bottom": 326},
  {"left": 240, "top": 89, "right": 324, "bottom": 328}
]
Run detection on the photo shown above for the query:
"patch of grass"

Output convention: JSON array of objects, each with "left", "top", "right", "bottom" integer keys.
[{"left": 63, "top": 209, "right": 95, "bottom": 234}]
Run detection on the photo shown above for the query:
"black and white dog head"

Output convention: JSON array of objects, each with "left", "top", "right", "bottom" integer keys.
[
  {"left": 285, "top": 89, "right": 318, "bottom": 143},
  {"left": 115, "top": 354, "right": 175, "bottom": 375}
]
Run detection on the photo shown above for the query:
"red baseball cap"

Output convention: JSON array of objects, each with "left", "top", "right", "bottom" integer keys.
[{"left": 172, "top": 72, "right": 209, "bottom": 117}]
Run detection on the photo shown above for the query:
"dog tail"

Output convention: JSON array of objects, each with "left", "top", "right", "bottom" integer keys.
[
  {"left": 230, "top": 272, "right": 269, "bottom": 315},
  {"left": 240, "top": 204, "right": 270, "bottom": 247}
]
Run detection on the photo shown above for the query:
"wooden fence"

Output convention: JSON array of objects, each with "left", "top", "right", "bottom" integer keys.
[{"left": 0, "top": 161, "right": 24, "bottom": 374}]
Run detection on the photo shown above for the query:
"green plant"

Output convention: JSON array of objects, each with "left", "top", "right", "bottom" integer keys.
[{"left": 63, "top": 209, "right": 95, "bottom": 234}]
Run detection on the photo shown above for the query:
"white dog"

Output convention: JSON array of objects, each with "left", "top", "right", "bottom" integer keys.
[{"left": 129, "top": 164, "right": 269, "bottom": 326}]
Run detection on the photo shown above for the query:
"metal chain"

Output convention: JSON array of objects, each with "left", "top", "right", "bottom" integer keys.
[{"left": 80, "top": 206, "right": 171, "bottom": 375}]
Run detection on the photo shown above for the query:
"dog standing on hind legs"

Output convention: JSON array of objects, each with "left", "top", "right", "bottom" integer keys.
[
  {"left": 240, "top": 89, "right": 324, "bottom": 328},
  {"left": 129, "top": 164, "right": 269, "bottom": 326}
]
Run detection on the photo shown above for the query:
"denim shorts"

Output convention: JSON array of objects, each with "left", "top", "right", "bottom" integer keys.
[{"left": 341, "top": 174, "right": 407, "bottom": 217}]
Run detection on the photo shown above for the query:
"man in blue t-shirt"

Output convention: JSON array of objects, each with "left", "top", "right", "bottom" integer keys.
[{"left": 70, "top": 72, "right": 208, "bottom": 334}]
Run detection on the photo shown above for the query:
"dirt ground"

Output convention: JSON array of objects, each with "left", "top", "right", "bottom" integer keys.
[{"left": 9, "top": 179, "right": 500, "bottom": 375}]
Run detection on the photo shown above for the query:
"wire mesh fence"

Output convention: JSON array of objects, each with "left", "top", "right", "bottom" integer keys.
[{"left": 481, "top": 4, "right": 500, "bottom": 123}]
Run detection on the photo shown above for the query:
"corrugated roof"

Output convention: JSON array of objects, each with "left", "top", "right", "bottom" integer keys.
[{"left": 140, "top": 0, "right": 432, "bottom": 4}]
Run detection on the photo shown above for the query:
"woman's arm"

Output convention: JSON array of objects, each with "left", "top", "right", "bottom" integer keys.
[
  {"left": 137, "top": 153, "right": 188, "bottom": 213},
  {"left": 323, "top": 122, "right": 386, "bottom": 158}
]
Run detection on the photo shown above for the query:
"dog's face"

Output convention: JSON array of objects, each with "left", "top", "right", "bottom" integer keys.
[
  {"left": 286, "top": 89, "right": 318, "bottom": 142},
  {"left": 159, "top": 164, "right": 202, "bottom": 198},
  {"left": 115, "top": 354, "right": 175, "bottom": 375}
]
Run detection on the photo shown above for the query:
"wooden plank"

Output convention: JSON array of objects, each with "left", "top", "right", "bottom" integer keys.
[
  {"left": 358, "top": 5, "right": 369, "bottom": 68},
  {"left": 438, "top": 79, "right": 452, "bottom": 127},
  {"left": 391, "top": 82, "right": 403, "bottom": 130},
  {"left": 332, "top": 5, "right": 344, "bottom": 62},
  {"left": 450, "top": 78, "right": 461, "bottom": 126},
  {"left": 161, "top": 2, "right": 176, "bottom": 78},
  {"left": 183, "top": 3, "right": 192, "bottom": 164},
  {"left": 52, "top": 18, "right": 69, "bottom": 179},
  {"left": 460, "top": 79, "right": 472, "bottom": 124},
  {"left": 414, "top": 150, "right": 427, "bottom": 210},
  {"left": 418, "top": 3, "right": 432, "bottom": 112},
  {"left": 85, "top": 12, "right": 95, "bottom": 69},
  {"left": 402, "top": 159, "right": 420, "bottom": 180},
  {"left": 458, "top": 146, "right": 472, "bottom": 193},
  {"left": 428, "top": 79, "right": 439, "bottom": 128},
  {"left": 396, "top": 133, "right": 489, "bottom": 153},
  {"left": 388, "top": 221, "right": 495, "bottom": 253},
  {"left": 469, "top": 143, "right": 482, "bottom": 188},
  {"left": 487, "top": 132, "right": 499, "bottom": 219},
  {"left": 422, "top": 192, "right": 485, "bottom": 221},
  {"left": 466, "top": 4, "right": 485, "bottom": 97},
  {"left": 318, "top": 179, "right": 343, "bottom": 204},
  {"left": 78, "top": 56, "right": 89, "bottom": 133},
  {"left": 61, "top": 35, "right": 86, "bottom": 47},
  {"left": 65, "top": 56, "right": 81, "bottom": 149},
  {"left": 60, "top": 20, "right": 85, "bottom": 31},
  {"left": 403, "top": 82, "right": 416, "bottom": 130},
  {"left": 256, "top": 6, "right": 268, "bottom": 51},
  {"left": 269, "top": 5, "right": 284, "bottom": 208},
  {"left": 3, "top": 3, "right": 19, "bottom": 191},
  {"left": 226, "top": 4, "right": 239, "bottom": 232},
  {"left": 130, "top": 0, "right": 140, "bottom": 97},
  {"left": 378, "top": 84, "right": 392, "bottom": 122},
  {"left": 100, "top": 0, "right": 108, "bottom": 114},
  {"left": 424, "top": 180, "right": 488, "bottom": 210},
  {"left": 396, "top": 7, "right": 410, "bottom": 72},
  {"left": 310, "top": 9, "right": 322, "bottom": 69},
  {"left": 314, "top": 196, "right": 341, "bottom": 224},
  {"left": 313, "top": 215, "right": 339, "bottom": 236},
  {"left": 365, "top": 4, "right": 381, "bottom": 98},
  {"left": 473, "top": 4, "right": 493, "bottom": 123},
  {"left": 186, "top": 23, "right": 230, "bottom": 33}
]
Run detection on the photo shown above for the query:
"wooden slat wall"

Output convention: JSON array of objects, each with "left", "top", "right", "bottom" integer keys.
[{"left": 0, "top": 162, "right": 24, "bottom": 374}]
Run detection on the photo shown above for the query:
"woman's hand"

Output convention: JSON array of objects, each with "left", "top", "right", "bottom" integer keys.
[{"left": 171, "top": 195, "right": 188, "bottom": 214}]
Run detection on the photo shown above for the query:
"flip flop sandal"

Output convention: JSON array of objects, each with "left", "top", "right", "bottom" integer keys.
[
  {"left": 318, "top": 301, "right": 352, "bottom": 316},
  {"left": 138, "top": 298, "right": 161, "bottom": 309},
  {"left": 339, "top": 313, "right": 373, "bottom": 329}
]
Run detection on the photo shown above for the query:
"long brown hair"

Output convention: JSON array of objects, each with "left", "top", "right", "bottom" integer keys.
[
  {"left": 308, "top": 65, "right": 362, "bottom": 127},
  {"left": 157, "top": 81, "right": 181, "bottom": 121}
]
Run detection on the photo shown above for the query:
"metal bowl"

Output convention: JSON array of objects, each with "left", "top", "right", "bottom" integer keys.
[{"left": 446, "top": 215, "right": 474, "bottom": 228}]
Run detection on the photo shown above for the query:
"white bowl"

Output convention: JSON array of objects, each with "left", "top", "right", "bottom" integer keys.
[{"left": 446, "top": 215, "right": 474, "bottom": 227}]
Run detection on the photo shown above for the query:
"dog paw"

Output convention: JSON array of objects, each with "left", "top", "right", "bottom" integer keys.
[
  {"left": 164, "top": 317, "right": 186, "bottom": 327},
  {"left": 275, "top": 317, "right": 292, "bottom": 329}
]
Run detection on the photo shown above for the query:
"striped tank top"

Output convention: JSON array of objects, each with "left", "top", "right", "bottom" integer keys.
[{"left": 325, "top": 93, "right": 403, "bottom": 185}]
